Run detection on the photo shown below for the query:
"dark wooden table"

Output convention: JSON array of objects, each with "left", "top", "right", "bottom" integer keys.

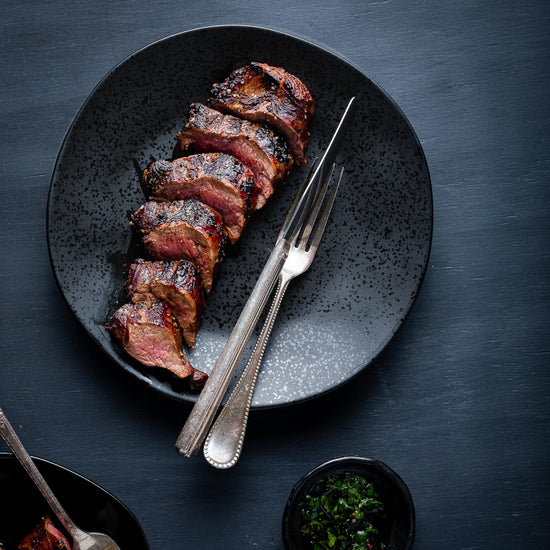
[{"left": 1, "top": 1, "right": 549, "bottom": 548}]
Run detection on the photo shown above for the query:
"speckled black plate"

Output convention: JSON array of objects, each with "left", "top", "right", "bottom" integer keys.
[
  {"left": 0, "top": 452, "right": 149, "bottom": 549},
  {"left": 47, "top": 25, "right": 432, "bottom": 408}
]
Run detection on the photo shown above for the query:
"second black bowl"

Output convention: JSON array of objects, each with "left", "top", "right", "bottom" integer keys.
[
  {"left": 0, "top": 452, "right": 149, "bottom": 550},
  {"left": 282, "top": 456, "right": 415, "bottom": 550}
]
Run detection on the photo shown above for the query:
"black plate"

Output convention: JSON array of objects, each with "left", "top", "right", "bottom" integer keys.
[
  {"left": 47, "top": 25, "right": 432, "bottom": 407},
  {"left": 282, "top": 456, "right": 415, "bottom": 550},
  {"left": 0, "top": 452, "right": 149, "bottom": 549}
]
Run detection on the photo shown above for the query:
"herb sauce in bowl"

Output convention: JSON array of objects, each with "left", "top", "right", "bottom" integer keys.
[
  {"left": 299, "top": 472, "right": 390, "bottom": 548},
  {"left": 283, "top": 456, "right": 415, "bottom": 550}
]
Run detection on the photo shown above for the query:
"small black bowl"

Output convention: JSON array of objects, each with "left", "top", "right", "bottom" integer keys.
[{"left": 282, "top": 456, "right": 415, "bottom": 550}]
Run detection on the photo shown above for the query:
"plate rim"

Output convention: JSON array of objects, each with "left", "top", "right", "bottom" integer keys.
[{"left": 46, "top": 24, "right": 433, "bottom": 408}]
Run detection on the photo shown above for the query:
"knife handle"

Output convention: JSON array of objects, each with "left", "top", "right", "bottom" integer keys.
[{"left": 175, "top": 239, "right": 288, "bottom": 457}]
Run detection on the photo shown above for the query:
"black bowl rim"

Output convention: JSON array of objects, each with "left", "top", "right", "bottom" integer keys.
[
  {"left": 0, "top": 451, "right": 150, "bottom": 549},
  {"left": 282, "top": 455, "right": 415, "bottom": 550}
]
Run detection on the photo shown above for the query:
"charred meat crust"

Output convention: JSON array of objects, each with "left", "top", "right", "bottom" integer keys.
[
  {"left": 127, "top": 258, "right": 205, "bottom": 348},
  {"left": 176, "top": 103, "right": 293, "bottom": 210},
  {"left": 145, "top": 153, "right": 255, "bottom": 202},
  {"left": 144, "top": 153, "right": 254, "bottom": 243},
  {"left": 130, "top": 198, "right": 229, "bottom": 293},
  {"left": 130, "top": 197, "right": 224, "bottom": 234},
  {"left": 210, "top": 62, "right": 314, "bottom": 165}
]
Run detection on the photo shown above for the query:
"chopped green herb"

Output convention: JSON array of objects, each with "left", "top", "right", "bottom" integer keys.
[{"left": 299, "top": 473, "right": 388, "bottom": 549}]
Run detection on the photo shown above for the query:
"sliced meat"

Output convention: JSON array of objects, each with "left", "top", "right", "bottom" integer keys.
[
  {"left": 109, "top": 301, "right": 200, "bottom": 382},
  {"left": 176, "top": 103, "right": 293, "bottom": 210},
  {"left": 144, "top": 153, "right": 254, "bottom": 243},
  {"left": 130, "top": 199, "right": 228, "bottom": 293},
  {"left": 210, "top": 62, "right": 314, "bottom": 165},
  {"left": 127, "top": 258, "right": 205, "bottom": 348},
  {"left": 18, "top": 517, "right": 71, "bottom": 550}
]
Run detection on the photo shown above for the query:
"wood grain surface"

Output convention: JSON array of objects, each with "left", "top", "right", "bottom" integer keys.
[{"left": 1, "top": 1, "right": 548, "bottom": 548}]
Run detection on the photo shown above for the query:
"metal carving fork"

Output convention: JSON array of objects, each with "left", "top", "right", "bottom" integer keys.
[
  {"left": 176, "top": 97, "right": 355, "bottom": 458},
  {"left": 203, "top": 163, "right": 344, "bottom": 468}
]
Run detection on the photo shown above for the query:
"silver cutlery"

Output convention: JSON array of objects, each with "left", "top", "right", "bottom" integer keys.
[
  {"left": 176, "top": 97, "right": 355, "bottom": 459},
  {"left": 0, "top": 405, "right": 121, "bottom": 550},
  {"left": 204, "top": 163, "right": 344, "bottom": 468}
]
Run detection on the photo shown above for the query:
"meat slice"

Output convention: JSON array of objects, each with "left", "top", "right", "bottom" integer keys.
[
  {"left": 109, "top": 301, "right": 200, "bottom": 382},
  {"left": 130, "top": 199, "right": 228, "bottom": 293},
  {"left": 176, "top": 103, "right": 293, "bottom": 210},
  {"left": 210, "top": 62, "right": 314, "bottom": 165},
  {"left": 18, "top": 517, "right": 71, "bottom": 550},
  {"left": 144, "top": 153, "right": 254, "bottom": 243},
  {"left": 127, "top": 259, "right": 205, "bottom": 348}
]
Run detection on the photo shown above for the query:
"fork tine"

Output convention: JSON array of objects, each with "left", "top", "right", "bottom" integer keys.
[
  {"left": 277, "top": 157, "right": 318, "bottom": 242},
  {"left": 283, "top": 165, "right": 324, "bottom": 245},
  {"left": 297, "top": 163, "right": 336, "bottom": 247},
  {"left": 307, "top": 166, "right": 344, "bottom": 253}
]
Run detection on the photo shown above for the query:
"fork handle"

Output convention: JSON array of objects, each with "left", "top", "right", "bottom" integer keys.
[
  {"left": 0, "top": 405, "right": 79, "bottom": 539},
  {"left": 203, "top": 273, "right": 291, "bottom": 468},
  {"left": 176, "top": 239, "right": 289, "bottom": 457}
]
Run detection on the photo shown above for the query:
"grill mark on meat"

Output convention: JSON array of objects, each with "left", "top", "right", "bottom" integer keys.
[
  {"left": 144, "top": 153, "right": 254, "bottom": 243},
  {"left": 176, "top": 103, "right": 292, "bottom": 210},
  {"left": 127, "top": 258, "right": 205, "bottom": 348},
  {"left": 109, "top": 301, "right": 201, "bottom": 382},
  {"left": 210, "top": 62, "right": 314, "bottom": 165},
  {"left": 130, "top": 199, "right": 228, "bottom": 293}
]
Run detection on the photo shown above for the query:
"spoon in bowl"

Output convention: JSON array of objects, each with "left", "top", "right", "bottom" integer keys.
[{"left": 0, "top": 404, "right": 121, "bottom": 550}]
